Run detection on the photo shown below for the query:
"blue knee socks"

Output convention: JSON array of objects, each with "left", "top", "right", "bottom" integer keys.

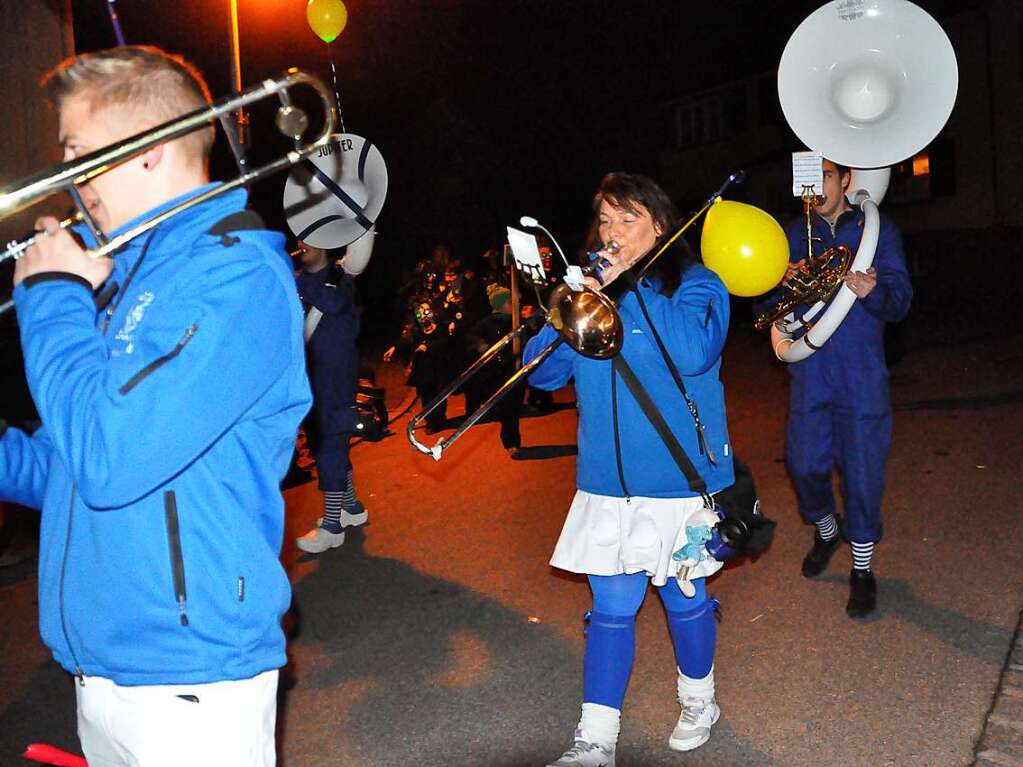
[
  {"left": 660, "top": 581, "right": 716, "bottom": 680},
  {"left": 582, "top": 611, "right": 636, "bottom": 710},
  {"left": 581, "top": 574, "right": 717, "bottom": 708}
]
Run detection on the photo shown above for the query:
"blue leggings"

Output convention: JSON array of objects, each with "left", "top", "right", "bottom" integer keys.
[{"left": 584, "top": 572, "right": 716, "bottom": 709}]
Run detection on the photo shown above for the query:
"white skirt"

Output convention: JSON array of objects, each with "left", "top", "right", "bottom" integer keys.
[{"left": 550, "top": 490, "right": 724, "bottom": 587}]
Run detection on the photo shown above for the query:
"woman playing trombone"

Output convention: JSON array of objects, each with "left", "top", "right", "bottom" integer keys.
[{"left": 525, "top": 173, "right": 736, "bottom": 766}]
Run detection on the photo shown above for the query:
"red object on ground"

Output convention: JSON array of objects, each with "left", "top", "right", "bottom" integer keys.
[{"left": 23, "top": 744, "right": 88, "bottom": 767}]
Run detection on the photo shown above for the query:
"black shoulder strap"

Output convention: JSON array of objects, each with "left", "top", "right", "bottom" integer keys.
[
  {"left": 622, "top": 272, "right": 715, "bottom": 463},
  {"left": 612, "top": 353, "right": 709, "bottom": 500},
  {"left": 207, "top": 210, "right": 265, "bottom": 245}
]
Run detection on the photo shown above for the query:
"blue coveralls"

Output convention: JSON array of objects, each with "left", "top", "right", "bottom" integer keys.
[
  {"left": 782, "top": 208, "right": 912, "bottom": 543},
  {"left": 298, "top": 265, "right": 360, "bottom": 492}
]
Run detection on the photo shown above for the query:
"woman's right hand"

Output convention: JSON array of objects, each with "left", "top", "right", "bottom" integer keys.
[{"left": 383, "top": 346, "right": 395, "bottom": 362}]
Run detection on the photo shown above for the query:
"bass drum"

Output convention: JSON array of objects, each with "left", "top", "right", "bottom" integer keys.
[{"left": 283, "top": 132, "right": 388, "bottom": 249}]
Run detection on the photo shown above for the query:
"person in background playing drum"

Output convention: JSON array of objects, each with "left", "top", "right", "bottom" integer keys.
[
  {"left": 294, "top": 234, "right": 374, "bottom": 554},
  {"left": 525, "top": 172, "right": 736, "bottom": 767},
  {"left": 772, "top": 158, "right": 912, "bottom": 618},
  {"left": 0, "top": 46, "right": 308, "bottom": 765}
]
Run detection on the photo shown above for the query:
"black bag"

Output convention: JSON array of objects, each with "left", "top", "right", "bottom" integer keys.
[
  {"left": 612, "top": 355, "right": 776, "bottom": 559},
  {"left": 613, "top": 276, "right": 777, "bottom": 558},
  {"left": 711, "top": 457, "right": 776, "bottom": 556},
  {"left": 354, "top": 378, "right": 388, "bottom": 442}
]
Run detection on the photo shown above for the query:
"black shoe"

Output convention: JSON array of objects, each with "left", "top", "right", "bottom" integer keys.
[
  {"left": 801, "top": 527, "right": 842, "bottom": 578},
  {"left": 847, "top": 569, "right": 877, "bottom": 618},
  {"left": 281, "top": 464, "right": 315, "bottom": 489}
]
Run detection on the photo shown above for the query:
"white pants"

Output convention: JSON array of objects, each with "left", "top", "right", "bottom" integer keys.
[{"left": 75, "top": 670, "right": 278, "bottom": 767}]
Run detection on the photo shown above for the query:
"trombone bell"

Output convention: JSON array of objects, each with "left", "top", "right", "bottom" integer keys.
[{"left": 548, "top": 284, "right": 622, "bottom": 359}]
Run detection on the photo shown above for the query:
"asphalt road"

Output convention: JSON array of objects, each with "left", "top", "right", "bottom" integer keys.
[{"left": 2, "top": 322, "right": 1022, "bottom": 766}]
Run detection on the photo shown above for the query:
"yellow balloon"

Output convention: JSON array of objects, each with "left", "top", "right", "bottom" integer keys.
[
  {"left": 700, "top": 200, "right": 789, "bottom": 297},
  {"left": 307, "top": 0, "right": 348, "bottom": 43}
]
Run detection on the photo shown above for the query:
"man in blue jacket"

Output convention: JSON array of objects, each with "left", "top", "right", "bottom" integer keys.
[
  {"left": 781, "top": 159, "right": 912, "bottom": 618},
  {"left": 0, "top": 46, "right": 309, "bottom": 765}
]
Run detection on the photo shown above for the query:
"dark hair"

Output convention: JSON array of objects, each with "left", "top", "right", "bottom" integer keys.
[
  {"left": 590, "top": 172, "right": 696, "bottom": 297},
  {"left": 827, "top": 160, "right": 852, "bottom": 179}
]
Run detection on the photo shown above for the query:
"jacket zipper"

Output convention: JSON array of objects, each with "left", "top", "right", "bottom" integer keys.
[
  {"left": 59, "top": 489, "right": 85, "bottom": 684},
  {"left": 100, "top": 230, "right": 157, "bottom": 336},
  {"left": 163, "top": 491, "right": 190, "bottom": 626},
  {"left": 610, "top": 365, "right": 631, "bottom": 499},
  {"left": 118, "top": 324, "right": 198, "bottom": 395}
]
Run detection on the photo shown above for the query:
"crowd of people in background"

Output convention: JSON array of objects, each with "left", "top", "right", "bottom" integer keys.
[{"left": 384, "top": 241, "right": 556, "bottom": 454}]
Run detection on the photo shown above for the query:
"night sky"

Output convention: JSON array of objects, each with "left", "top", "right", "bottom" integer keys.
[
  {"left": 66, "top": 2, "right": 812, "bottom": 238},
  {"left": 64, "top": 0, "right": 972, "bottom": 323}
]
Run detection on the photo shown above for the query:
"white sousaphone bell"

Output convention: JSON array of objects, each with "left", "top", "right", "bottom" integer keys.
[
  {"left": 283, "top": 132, "right": 388, "bottom": 274},
  {"left": 771, "top": 0, "right": 958, "bottom": 362}
]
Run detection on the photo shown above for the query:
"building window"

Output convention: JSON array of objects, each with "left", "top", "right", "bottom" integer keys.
[
  {"left": 667, "top": 84, "right": 748, "bottom": 149},
  {"left": 758, "top": 73, "right": 785, "bottom": 128},
  {"left": 886, "top": 136, "right": 955, "bottom": 203}
]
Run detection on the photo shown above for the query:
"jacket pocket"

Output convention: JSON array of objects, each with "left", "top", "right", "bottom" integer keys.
[
  {"left": 164, "top": 490, "right": 190, "bottom": 627},
  {"left": 119, "top": 324, "right": 198, "bottom": 395}
]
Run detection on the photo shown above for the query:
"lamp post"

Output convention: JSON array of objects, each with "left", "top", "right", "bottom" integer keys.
[{"left": 227, "top": 0, "right": 248, "bottom": 150}]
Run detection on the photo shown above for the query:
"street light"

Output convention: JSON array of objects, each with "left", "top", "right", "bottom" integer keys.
[{"left": 227, "top": 0, "right": 248, "bottom": 153}]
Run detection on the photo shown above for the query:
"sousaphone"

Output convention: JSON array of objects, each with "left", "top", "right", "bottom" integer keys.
[{"left": 771, "top": 0, "right": 957, "bottom": 362}]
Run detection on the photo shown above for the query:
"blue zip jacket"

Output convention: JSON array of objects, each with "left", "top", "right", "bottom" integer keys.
[
  {"left": 1, "top": 184, "right": 311, "bottom": 685},
  {"left": 525, "top": 264, "right": 734, "bottom": 498}
]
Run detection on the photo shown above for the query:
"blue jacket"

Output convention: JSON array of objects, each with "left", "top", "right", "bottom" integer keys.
[
  {"left": 779, "top": 208, "right": 912, "bottom": 412},
  {"left": 525, "top": 264, "right": 734, "bottom": 498},
  {"left": 299, "top": 264, "right": 360, "bottom": 372},
  {"left": 1, "top": 184, "right": 310, "bottom": 685},
  {"left": 299, "top": 265, "right": 359, "bottom": 433}
]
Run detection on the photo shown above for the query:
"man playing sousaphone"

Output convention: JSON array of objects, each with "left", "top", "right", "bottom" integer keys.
[
  {"left": 0, "top": 46, "right": 308, "bottom": 764},
  {"left": 773, "top": 158, "right": 912, "bottom": 618}
]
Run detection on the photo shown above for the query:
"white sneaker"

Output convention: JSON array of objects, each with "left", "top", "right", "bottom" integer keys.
[
  {"left": 546, "top": 739, "right": 615, "bottom": 767},
  {"left": 668, "top": 696, "right": 720, "bottom": 751},
  {"left": 340, "top": 501, "right": 368, "bottom": 528},
  {"left": 295, "top": 525, "right": 345, "bottom": 554}
]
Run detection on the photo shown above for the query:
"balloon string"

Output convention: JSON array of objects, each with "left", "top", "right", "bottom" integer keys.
[
  {"left": 106, "top": 0, "right": 127, "bottom": 46},
  {"left": 327, "top": 43, "right": 346, "bottom": 133}
]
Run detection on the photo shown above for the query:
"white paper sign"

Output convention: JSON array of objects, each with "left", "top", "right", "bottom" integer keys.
[
  {"left": 506, "top": 226, "right": 546, "bottom": 283},
  {"left": 792, "top": 151, "right": 824, "bottom": 197}
]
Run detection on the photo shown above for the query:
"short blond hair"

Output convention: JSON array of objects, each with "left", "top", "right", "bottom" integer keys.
[{"left": 42, "top": 45, "right": 215, "bottom": 161}]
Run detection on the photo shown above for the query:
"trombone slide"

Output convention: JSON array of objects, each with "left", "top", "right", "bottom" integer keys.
[{"left": 407, "top": 329, "right": 562, "bottom": 461}]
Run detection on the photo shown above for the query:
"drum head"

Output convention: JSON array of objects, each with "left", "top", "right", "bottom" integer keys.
[{"left": 283, "top": 133, "right": 388, "bottom": 248}]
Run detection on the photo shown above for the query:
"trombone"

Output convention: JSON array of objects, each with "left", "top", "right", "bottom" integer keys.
[
  {"left": 407, "top": 282, "right": 622, "bottom": 460},
  {"left": 0, "top": 68, "right": 335, "bottom": 315},
  {"left": 405, "top": 170, "right": 748, "bottom": 461}
]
